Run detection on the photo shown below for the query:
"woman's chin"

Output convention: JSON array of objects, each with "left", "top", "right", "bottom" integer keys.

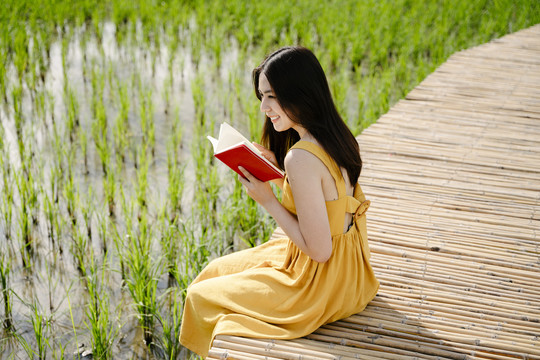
[
  {"left": 272, "top": 121, "right": 288, "bottom": 132},
  {"left": 272, "top": 123, "right": 282, "bottom": 132}
]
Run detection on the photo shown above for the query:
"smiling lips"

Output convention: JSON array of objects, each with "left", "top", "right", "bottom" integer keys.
[{"left": 268, "top": 114, "right": 280, "bottom": 122}]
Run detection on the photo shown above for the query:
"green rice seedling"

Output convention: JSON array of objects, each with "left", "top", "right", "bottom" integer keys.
[
  {"left": 63, "top": 163, "right": 78, "bottom": 227},
  {"left": 15, "top": 173, "right": 34, "bottom": 268},
  {"left": 91, "top": 204, "right": 105, "bottom": 254},
  {"left": 110, "top": 187, "right": 133, "bottom": 283},
  {"left": 0, "top": 117, "right": 4, "bottom": 152},
  {"left": 49, "top": 341, "right": 68, "bottom": 360},
  {"left": 135, "top": 145, "right": 150, "bottom": 210},
  {"left": 26, "top": 148, "right": 41, "bottom": 228},
  {"left": 29, "top": 300, "right": 49, "bottom": 360},
  {"left": 78, "top": 124, "right": 89, "bottom": 174},
  {"left": 0, "top": 253, "right": 13, "bottom": 330},
  {"left": 66, "top": 291, "right": 81, "bottom": 359},
  {"left": 165, "top": 26, "right": 179, "bottom": 82},
  {"left": 209, "top": 26, "right": 223, "bottom": 71},
  {"left": 103, "top": 163, "right": 116, "bottom": 217},
  {"left": 84, "top": 253, "right": 119, "bottom": 359},
  {"left": 113, "top": 82, "right": 130, "bottom": 164},
  {"left": 191, "top": 141, "right": 220, "bottom": 237},
  {"left": 175, "top": 218, "right": 214, "bottom": 293},
  {"left": 166, "top": 126, "right": 185, "bottom": 220},
  {"left": 43, "top": 191, "right": 60, "bottom": 253},
  {"left": 64, "top": 85, "right": 80, "bottom": 143},
  {"left": 72, "top": 227, "right": 89, "bottom": 277},
  {"left": 330, "top": 67, "right": 351, "bottom": 128},
  {"left": 1, "top": 162, "right": 14, "bottom": 242},
  {"left": 154, "top": 287, "right": 183, "bottom": 360},
  {"left": 124, "top": 210, "right": 160, "bottom": 346},
  {"left": 97, "top": 207, "right": 112, "bottom": 255},
  {"left": 43, "top": 259, "right": 58, "bottom": 315},
  {"left": 80, "top": 186, "right": 94, "bottom": 242},
  {"left": 13, "top": 28, "right": 29, "bottom": 86},
  {"left": 139, "top": 87, "right": 156, "bottom": 156},
  {"left": 90, "top": 63, "right": 106, "bottom": 112},
  {"left": 45, "top": 160, "right": 64, "bottom": 254},
  {"left": 106, "top": 60, "right": 116, "bottom": 94},
  {"left": 81, "top": 47, "right": 90, "bottom": 84},
  {"left": 26, "top": 37, "right": 40, "bottom": 97},
  {"left": 45, "top": 89, "right": 57, "bottom": 128},
  {"left": 191, "top": 73, "right": 207, "bottom": 125},
  {"left": 0, "top": 48, "right": 8, "bottom": 103},
  {"left": 34, "top": 90, "right": 47, "bottom": 128},
  {"left": 11, "top": 85, "right": 25, "bottom": 160},
  {"left": 158, "top": 208, "right": 180, "bottom": 282},
  {"left": 166, "top": 159, "right": 184, "bottom": 220},
  {"left": 50, "top": 123, "right": 65, "bottom": 181},
  {"left": 60, "top": 28, "right": 71, "bottom": 75},
  {"left": 12, "top": 331, "right": 34, "bottom": 359},
  {"left": 169, "top": 105, "right": 183, "bottom": 162},
  {"left": 92, "top": 8, "right": 104, "bottom": 47},
  {"left": 222, "top": 180, "right": 275, "bottom": 249},
  {"left": 162, "top": 76, "right": 171, "bottom": 115},
  {"left": 190, "top": 91, "right": 220, "bottom": 236},
  {"left": 92, "top": 96, "right": 110, "bottom": 176},
  {"left": 32, "top": 30, "right": 48, "bottom": 86},
  {"left": 48, "top": 146, "right": 62, "bottom": 203},
  {"left": 112, "top": 2, "right": 135, "bottom": 39}
]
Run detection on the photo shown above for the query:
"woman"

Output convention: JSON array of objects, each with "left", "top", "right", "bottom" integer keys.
[{"left": 179, "top": 46, "right": 379, "bottom": 358}]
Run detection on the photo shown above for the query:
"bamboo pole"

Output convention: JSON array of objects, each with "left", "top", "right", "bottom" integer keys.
[{"left": 213, "top": 335, "right": 340, "bottom": 360}]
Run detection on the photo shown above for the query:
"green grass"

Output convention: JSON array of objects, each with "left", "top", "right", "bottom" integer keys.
[
  {"left": 0, "top": 253, "right": 13, "bottom": 330},
  {"left": 0, "top": 0, "right": 538, "bottom": 357}
]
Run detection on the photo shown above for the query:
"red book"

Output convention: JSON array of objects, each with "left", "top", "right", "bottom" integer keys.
[{"left": 207, "top": 123, "right": 285, "bottom": 182}]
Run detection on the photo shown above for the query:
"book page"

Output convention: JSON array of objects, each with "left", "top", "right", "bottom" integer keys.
[
  {"left": 215, "top": 123, "right": 261, "bottom": 155},
  {"left": 207, "top": 135, "right": 219, "bottom": 152}
]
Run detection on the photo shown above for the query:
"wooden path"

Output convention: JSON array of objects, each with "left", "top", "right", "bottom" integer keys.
[{"left": 208, "top": 24, "right": 540, "bottom": 359}]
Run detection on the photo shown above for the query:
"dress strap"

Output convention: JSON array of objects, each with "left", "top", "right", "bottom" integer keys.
[{"left": 290, "top": 141, "right": 347, "bottom": 198}]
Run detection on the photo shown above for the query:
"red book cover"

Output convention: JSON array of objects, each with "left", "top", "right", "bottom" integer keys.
[
  {"left": 208, "top": 123, "right": 285, "bottom": 182},
  {"left": 214, "top": 143, "right": 284, "bottom": 182}
]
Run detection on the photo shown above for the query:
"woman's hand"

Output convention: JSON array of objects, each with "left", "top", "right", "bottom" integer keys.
[
  {"left": 238, "top": 166, "right": 277, "bottom": 208},
  {"left": 252, "top": 142, "right": 278, "bottom": 168},
  {"left": 252, "top": 142, "right": 284, "bottom": 189}
]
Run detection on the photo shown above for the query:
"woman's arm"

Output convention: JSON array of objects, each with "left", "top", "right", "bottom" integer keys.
[{"left": 238, "top": 149, "right": 332, "bottom": 263}]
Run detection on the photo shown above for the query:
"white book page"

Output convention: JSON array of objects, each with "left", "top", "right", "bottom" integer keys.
[
  {"left": 207, "top": 135, "right": 219, "bottom": 152},
  {"left": 214, "top": 123, "right": 262, "bottom": 155}
]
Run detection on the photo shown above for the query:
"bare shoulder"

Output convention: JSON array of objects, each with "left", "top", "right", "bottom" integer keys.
[{"left": 284, "top": 148, "right": 326, "bottom": 181}]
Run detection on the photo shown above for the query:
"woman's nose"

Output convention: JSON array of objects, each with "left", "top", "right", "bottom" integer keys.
[{"left": 260, "top": 98, "right": 270, "bottom": 113}]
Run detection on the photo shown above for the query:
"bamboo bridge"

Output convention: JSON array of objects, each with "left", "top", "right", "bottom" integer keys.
[{"left": 208, "top": 24, "right": 540, "bottom": 359}]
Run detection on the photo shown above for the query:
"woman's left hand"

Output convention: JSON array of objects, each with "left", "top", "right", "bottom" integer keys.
[{"left": 238, "top": 166, "right": 277, "bottom": 207}]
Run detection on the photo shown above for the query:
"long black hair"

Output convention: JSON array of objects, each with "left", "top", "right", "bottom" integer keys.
[{"left": 252, "top": 46, "right": 362, "bottom": 185}]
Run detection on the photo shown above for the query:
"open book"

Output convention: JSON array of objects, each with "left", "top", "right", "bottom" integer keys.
[{"left": 207, "top": 123, "right": 285, "bottom": 182}]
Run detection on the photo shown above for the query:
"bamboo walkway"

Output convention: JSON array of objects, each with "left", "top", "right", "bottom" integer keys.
[{"left": 208, "top": 25, "right": 540, "bottom": 359}]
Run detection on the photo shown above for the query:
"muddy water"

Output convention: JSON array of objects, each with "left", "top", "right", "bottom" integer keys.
[{"left": 0, "top": 22, "right": 252, "bottom": 359}]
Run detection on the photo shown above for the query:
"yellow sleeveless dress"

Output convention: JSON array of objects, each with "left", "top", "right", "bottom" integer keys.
[{"left": 179, "top": 141, "right": 379, "bottom": 358}]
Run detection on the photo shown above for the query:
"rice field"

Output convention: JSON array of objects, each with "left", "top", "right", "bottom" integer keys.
[{"left": 0, "top": 0, "right": 538, "bottom": 358}]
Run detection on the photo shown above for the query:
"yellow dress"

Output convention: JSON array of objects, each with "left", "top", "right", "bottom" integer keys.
[{"left": 179, "top": 141, "right": 379, "bottom": 358}]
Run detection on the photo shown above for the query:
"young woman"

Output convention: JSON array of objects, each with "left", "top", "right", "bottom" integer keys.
[{"left": 179, "top": 46, "right": 379, "bottom": 358}]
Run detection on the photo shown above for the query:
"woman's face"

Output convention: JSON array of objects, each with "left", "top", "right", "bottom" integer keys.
[{"left": 258, "top": 73, "right": 299, "bottom": 133}]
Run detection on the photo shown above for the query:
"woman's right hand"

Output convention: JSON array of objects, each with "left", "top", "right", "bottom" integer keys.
[
  {"left": 252, "top": 142, "right": 278, "bottom": 168},
  {"left": 252, "top": 142, "right": 284, "bottom": 189}
]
